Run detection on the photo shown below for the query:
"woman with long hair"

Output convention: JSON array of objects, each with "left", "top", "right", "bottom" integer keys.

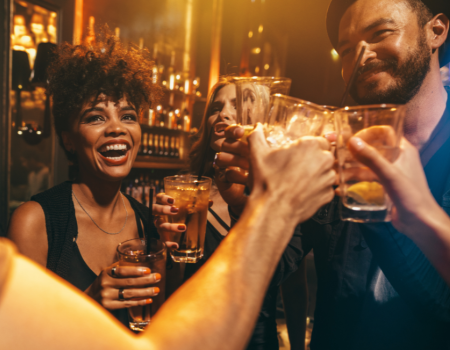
[
  {"left": 7, "top": 28, "right": 182, "bottom": 326},
  {"left": 180, "top": 78, "right": 307, "bottom": 350}
]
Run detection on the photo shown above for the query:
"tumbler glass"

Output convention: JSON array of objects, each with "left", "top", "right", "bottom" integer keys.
[
  {"left": 264, "top": 94, "right": 328, "bottom": 148},
  {"left": 335, "top": 104, "right": 406, "bottom": 222},
  {"left": 117, "top": 238, "right": 166, "bottom": 331},
  {"left": 230, "top": 77, "right": 292, "bottom": 141},
  {"left": 163, "top": 175, "right": 212, "bottom": 263}
]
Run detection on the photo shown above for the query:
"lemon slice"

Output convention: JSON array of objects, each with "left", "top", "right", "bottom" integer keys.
[{"left": 347, "top": 181, "right": 385, "bottom": 206}]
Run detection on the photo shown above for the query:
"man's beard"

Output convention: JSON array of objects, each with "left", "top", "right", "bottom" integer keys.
[{"left": 349, "top": 33, "right": 431, "bottom": 105}]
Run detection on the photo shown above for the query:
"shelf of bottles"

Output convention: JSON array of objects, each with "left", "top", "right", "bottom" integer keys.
[
  {"left": 134, "top": 47, "right": 201, "bottom": 171},
  {"left": 122, "top": 168, "right": 177, "bottom": 207}
]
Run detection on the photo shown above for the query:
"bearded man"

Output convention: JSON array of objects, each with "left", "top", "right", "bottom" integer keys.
[{"left": 215, "top": 0, "right": 450, "bottom": 349}]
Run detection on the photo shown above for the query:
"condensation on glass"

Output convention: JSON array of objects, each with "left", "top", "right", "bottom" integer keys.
[{"left": 9, "top": 1, "right": 57, "bottom": 212}]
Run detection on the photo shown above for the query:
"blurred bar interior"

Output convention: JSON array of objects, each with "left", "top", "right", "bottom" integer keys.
[{"left": 0, "top": 1, "right": 449, "bottom": 348}]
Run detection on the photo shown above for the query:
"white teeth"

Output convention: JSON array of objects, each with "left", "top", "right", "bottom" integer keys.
[
  {"left": 104, "top": 144, "right": 127, "bottom": 151},
  {"left": 106, "top": 155, "right": 126, "bottom": 160}
]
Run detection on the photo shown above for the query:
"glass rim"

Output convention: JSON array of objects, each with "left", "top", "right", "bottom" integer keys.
[
  {"left": 321, "top": 105, "right": 339, "bottom": 111},
  {"left": 117, "top": 238, "right": 166, "bottom": 257},
  {"left": 337, "top": 103, "right": 406, "bottom": 112},
  {"left": 164, "top": 175, "right": 212, "bottom": 185},
  {"left": 271, "top": 94, "right": 327, "bottom": 111},
  {"left": 229, "top": 76, "right": 292, "bottom": 84}
]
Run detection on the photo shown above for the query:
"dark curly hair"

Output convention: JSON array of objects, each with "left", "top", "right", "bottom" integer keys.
[{"left": 48, "top": 25, "right": 162, "bottom": 162}]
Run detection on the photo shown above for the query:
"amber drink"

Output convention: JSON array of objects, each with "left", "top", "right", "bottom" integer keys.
[
  {"left": 164, "top": 175, "right": 211, "bottom": 263},
  {"left": 335, "top": 104, "right": 405, "bottom": 222},
  {"left": 117, "top": 238, "right": 166, "bottom": 331}
]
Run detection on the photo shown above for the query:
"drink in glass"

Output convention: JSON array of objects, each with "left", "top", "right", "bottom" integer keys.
[
  {"left": 231, "top": 77, "right": 292, "bottom": 125},
  {"left": 117, "top": 238, "right": 166, "bottom": 331},
  {"left": 264, "top": 94, "right": 328, "bottom": 147},
  {"left": 164, "top": 175, "right": 212, "bottom": 263},
  {"left": 335, "top": 104, "right": 405, "bottom": 222}
]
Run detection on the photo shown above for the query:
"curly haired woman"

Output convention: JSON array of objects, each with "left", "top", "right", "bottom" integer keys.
[{"left": 7, "top": 28, "right": 183, "bottom": 326}]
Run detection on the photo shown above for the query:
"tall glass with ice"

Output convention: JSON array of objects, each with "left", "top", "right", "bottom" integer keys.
[
  {"left": 335, "top": 104, "right": 406, "bottom": 222},
  {"left": 164, "top": 175, "right": 211, "bottom": 263},
  {"left": 117, "top": 238, "right": 166, "bottom": 331}
]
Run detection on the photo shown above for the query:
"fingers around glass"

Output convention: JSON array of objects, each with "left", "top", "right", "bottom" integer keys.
[
  {"left": 117, "top": 287, "right": 160, "bottom": 301},
  {"left": 153, "top": 203, "right": 179, "bottom": 215},
  {"left": 109, "top": 265, "right": 152, "bottom": 278},
  {"left": 118, "top": 288, "right": 125, "bottom": 300},
  {"left": 156, "top": 192, "right": 175, "bottom": 205},
  {"left": 111, "top": 266, "right": 117, "bottom": 277}
]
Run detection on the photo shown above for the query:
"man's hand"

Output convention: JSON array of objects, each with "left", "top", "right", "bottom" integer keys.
[
  {"left": 247, "top": 124, "right": 335, "bottom": 224},
  {"left": 348, "top": 136, "right": 439, "bottom": 237}
]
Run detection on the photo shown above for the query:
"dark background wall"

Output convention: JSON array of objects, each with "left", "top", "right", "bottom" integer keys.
[{"left": 220, "top": 0, "right": 346, "bottom": 106}]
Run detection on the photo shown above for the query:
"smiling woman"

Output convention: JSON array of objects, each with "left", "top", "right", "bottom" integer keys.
[{"left": 6, "top": 26, "right": 184, "bottom": 329}]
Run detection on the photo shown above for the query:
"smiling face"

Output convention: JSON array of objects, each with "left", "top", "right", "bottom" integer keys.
[
  {"left": 206, "top": 84, "right": 237, "bottom": 152},
  {"left": 337, "top": 0, "right": 432, "bottom": 104},
  {"left": 63, "top": 95, "right": 141, "bottom": 182}
]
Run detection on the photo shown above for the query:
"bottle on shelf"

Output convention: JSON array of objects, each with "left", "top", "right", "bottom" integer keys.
[
  {"left": 174, "top": 137, "right": 180, "bottom": 158},
  {"left": 159, "top": 134, "right": 165, "bottom": 157},
  {"left": 169, "top": 136, "right": 175, "bottom": 158},
  {"left": 143, "top": 174, "right": 150, "bottom": 207},
  {"left": 141, "top": 132, "right": 148, "bottom": 155},
  {"left": 154, "top": 132, "right": 160, "bottom": 156},
  {"left": 147, "top": 133, "right": 154, "bottom": 156}
]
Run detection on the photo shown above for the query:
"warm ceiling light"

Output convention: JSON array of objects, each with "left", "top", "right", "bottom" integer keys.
[
  {"left": 331, "top": 49, "right": 339, "bottom": 61},
  {"left": 264, "top": 64, "right": 269, "bottom": 70},
  {"left": 258, "top": 25, "right": 263, "bottom": 33},
  {"left": 248, "top": 31, "right": 253, "bottom": 38},
  {"left": 251, "top": 47, "right": 261, "bottom": 54},
  {"left": 255, "top": 66, "right": 260, "bottom": 73}
]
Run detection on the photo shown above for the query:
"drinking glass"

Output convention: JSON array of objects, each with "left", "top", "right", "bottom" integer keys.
[
  {"left": 163, "top": 175, "right": 212, "bottom": 263},
  {"left": 321, "top": 105, "right": 339, "bottom": 136},
  {"left": 230, "top": 77, "right": 292, "bottom": 140},
  {"left": 117, "top": 238, "right": 166, "bottom": 331},
  {"left": 264, "top": 94, "right": 328, "bottom": 148},
  {"left": 335, "top": 104, "right": 406, "bottom": 222}
]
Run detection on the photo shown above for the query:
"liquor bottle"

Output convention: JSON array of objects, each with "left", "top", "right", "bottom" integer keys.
[
  {"left": 143, "top": 175, "right": 150, "bottom": 207},
  {"left": 125, "top": 179, "right": 133, "bottom": 196},
  {"left": 142, "top": 132, "right": 148, "bottom": 155},
  {"left": 174, "top": 137, "right": 180, "bottom": 158},
  {"left": 169, "top": 136, "right": 175, "bottom": 158},
  {"left": 155, "top": 179, "right": 161, "bottom": 194},
  {"left": 131, "top": 177, "right": 140, "bottom": 202},
  {"left": 154, "top": 132, "right": 160, "bottom": 156},
  {"left": 148, "top": 133, "right": 154, "bottom": 156},
  {"left": 164, "top": 136, "right": 170, "bottom": 157},
  {"left": 136, "top": 174, "right": 144, "bottom": 204},
  {"left": 159, "top": 134, "right": 165, "bottom": 156}
]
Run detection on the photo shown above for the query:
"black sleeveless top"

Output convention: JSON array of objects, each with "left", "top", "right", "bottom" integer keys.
[
  {"left": 31, "top": 181, "right": 158, "bottom": 326},
  {"left": 184, "top": 209, "right": 280, "bottom": 350}
]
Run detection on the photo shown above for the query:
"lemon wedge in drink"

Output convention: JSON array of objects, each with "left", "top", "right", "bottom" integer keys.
[{"left": 347, "top": 181, "right": 385, "bottom": 206}]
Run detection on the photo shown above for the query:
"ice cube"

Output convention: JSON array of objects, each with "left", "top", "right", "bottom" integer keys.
[{"left": 266, "top": 126, "right": 291, "bottom": 148}]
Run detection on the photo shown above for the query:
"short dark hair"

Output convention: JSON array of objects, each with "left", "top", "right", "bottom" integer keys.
[
  {"left": 405, "top": 0, "right": 434, "bottom": 27},
  {"left": 47, "top": 26, "right": 161, "bottom": 162}
]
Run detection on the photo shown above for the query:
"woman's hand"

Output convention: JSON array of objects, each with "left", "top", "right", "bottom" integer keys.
[
  {"left": 153, "top": 193, "right": 186, "bottom": 247},
  {"left": 214, "top": 125, "right": 251, "bottom": 216},
  {"left": 348, "top": 136, "right": 442, "bottom": 238},
  {"left": 85, "top": 263, "right": 161, "bottom": 310}
]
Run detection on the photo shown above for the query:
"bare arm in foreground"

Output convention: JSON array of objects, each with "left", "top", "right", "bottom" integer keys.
[
  {"left": 349, "top": 136, "right": 450, "bottom": 286},
  {"left": 0, "top": 125, "right": 335, "bottom": 350}
]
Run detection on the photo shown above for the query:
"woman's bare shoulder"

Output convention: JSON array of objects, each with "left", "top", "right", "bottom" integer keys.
[{"left": 7, "top": 201, "right": 48, "bottom": 266}]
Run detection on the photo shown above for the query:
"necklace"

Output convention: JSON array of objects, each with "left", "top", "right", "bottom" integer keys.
[{"left": 72, "top": 190, "right": 128, "bottom": 235}]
